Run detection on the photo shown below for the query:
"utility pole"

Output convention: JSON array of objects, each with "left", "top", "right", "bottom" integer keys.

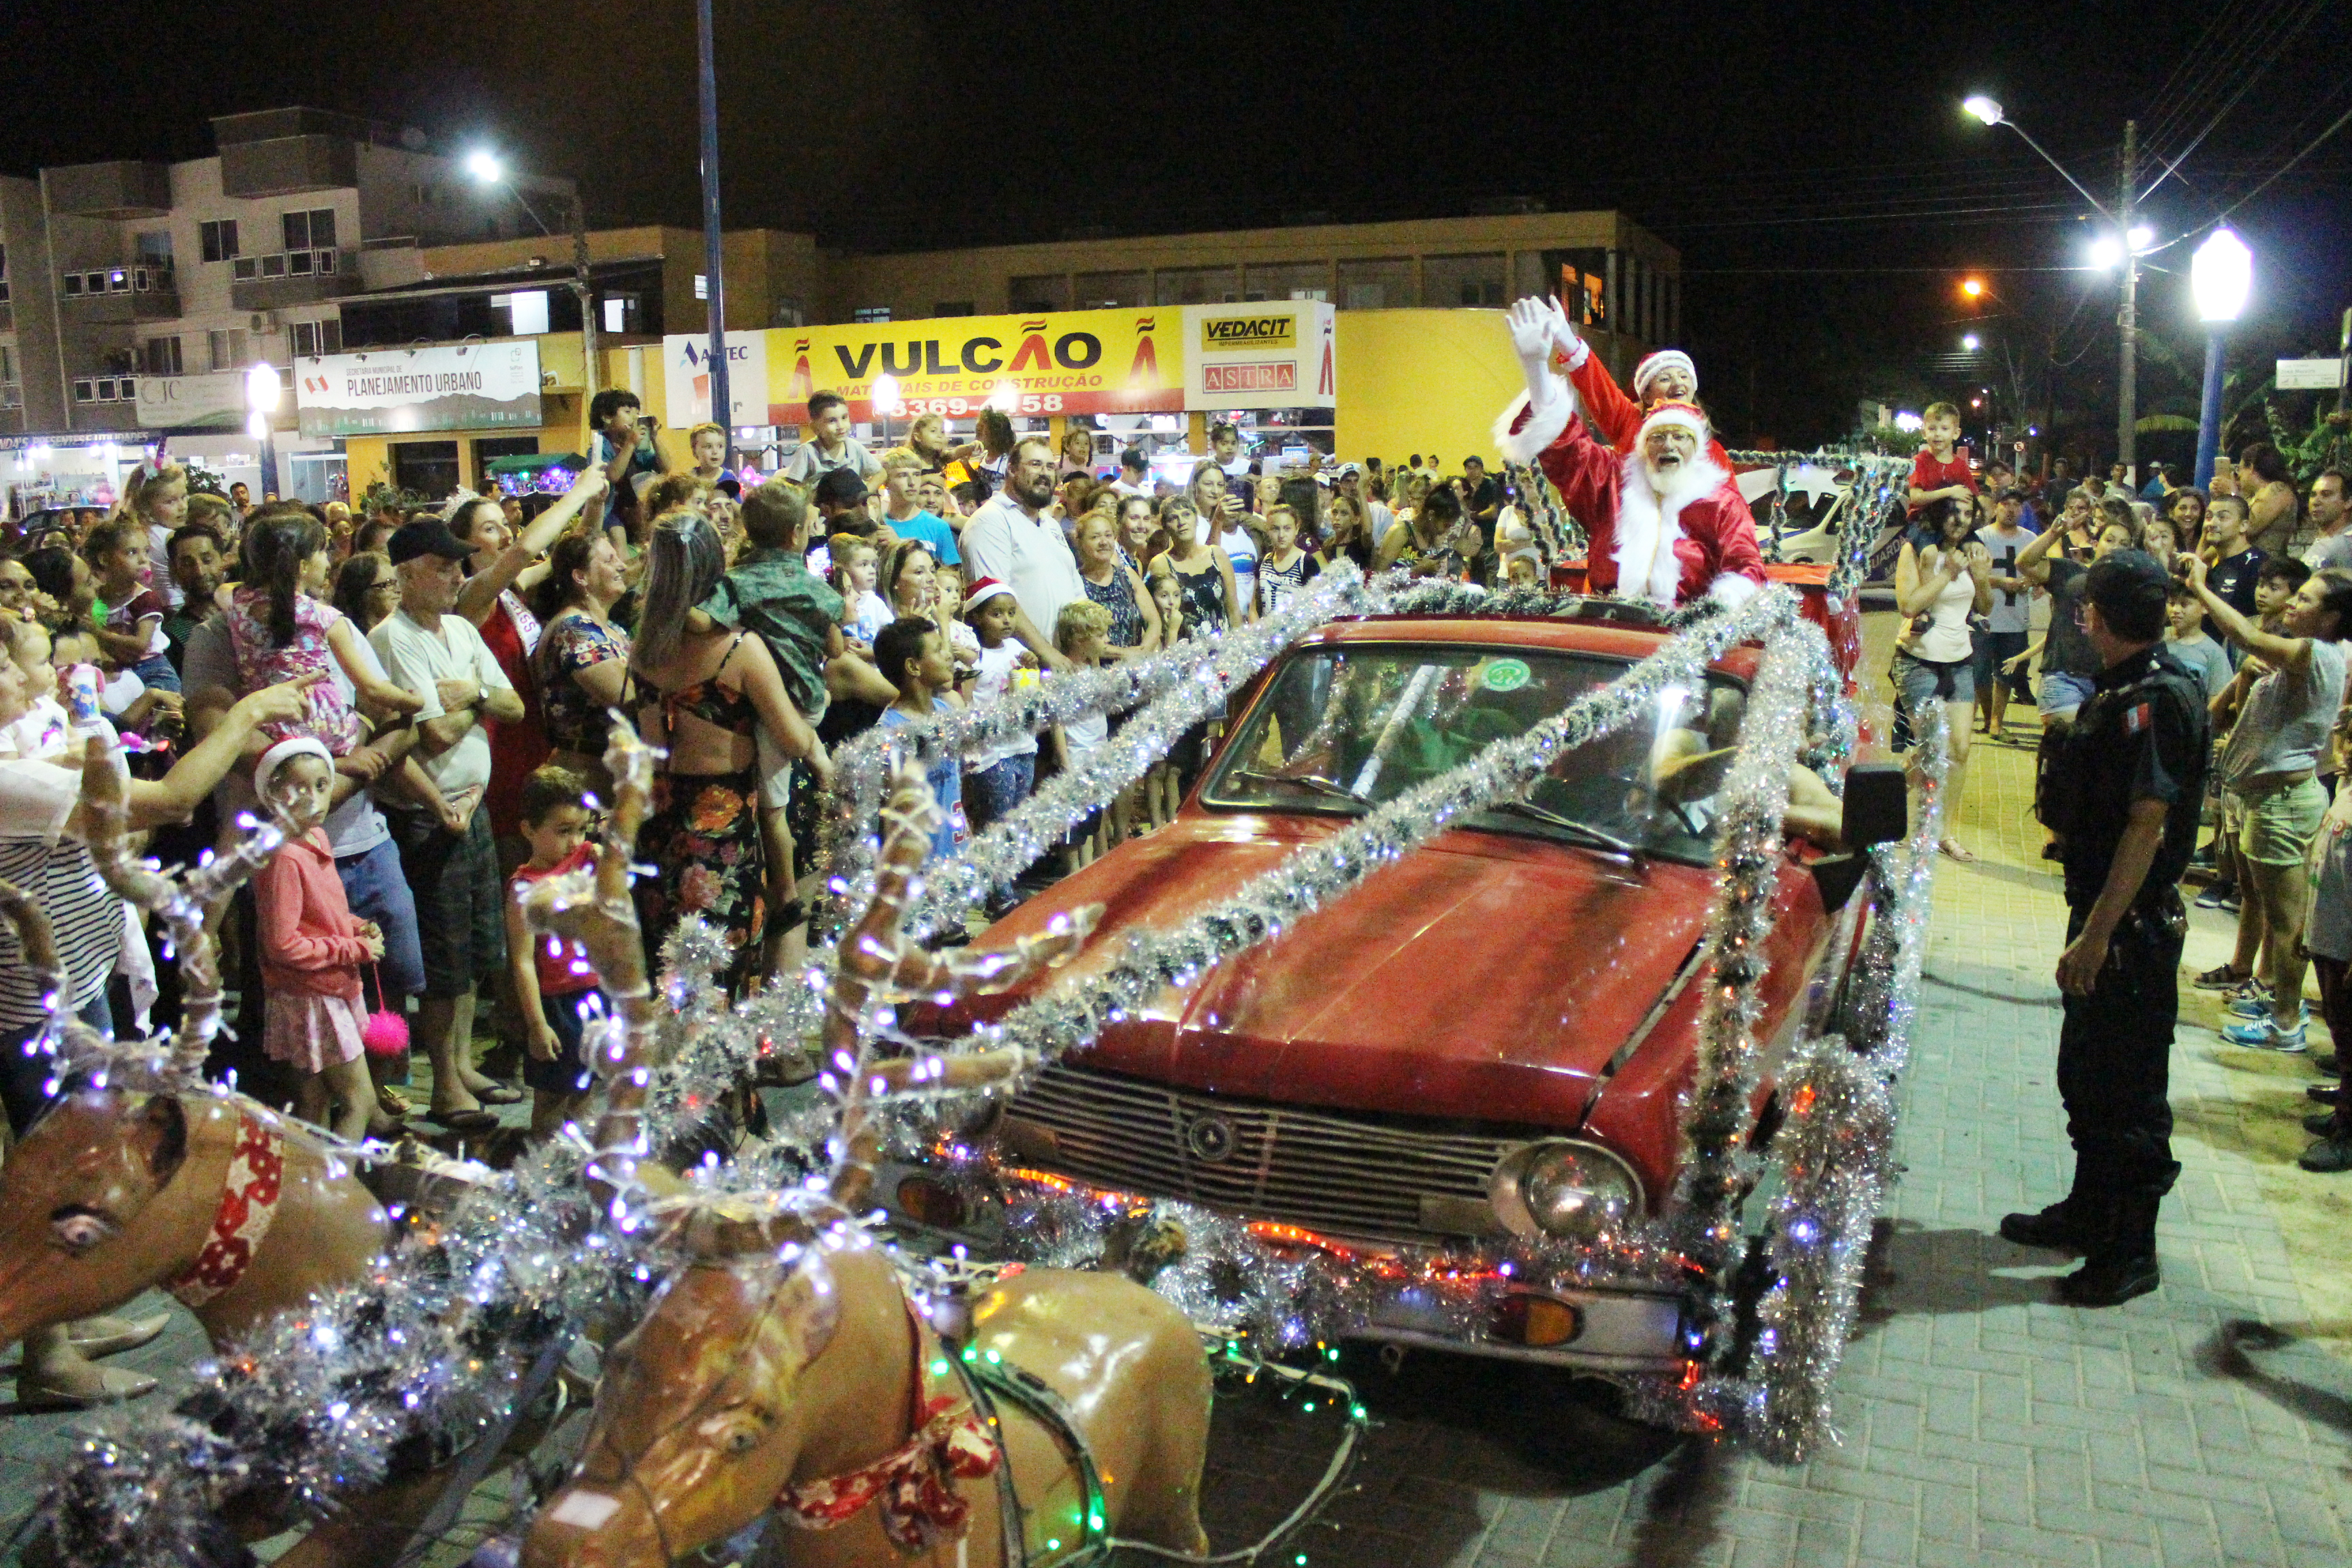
[
  {"left": 573, "top": 191, "right": 597, "bottom": 453},
  {"left": 2116, "top": 119, "right": 2138, "bottom": 487},
  {"left": 696, "top": 0, "right": 730, "bottom": 466}
]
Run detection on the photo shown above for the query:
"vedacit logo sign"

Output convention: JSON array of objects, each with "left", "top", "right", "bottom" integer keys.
[{"left": 1200, "top": 314, "right": 1296, "bottom": 351}]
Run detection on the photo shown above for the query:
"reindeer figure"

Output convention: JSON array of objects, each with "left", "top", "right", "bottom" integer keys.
[
  {"left": 525, "top": 764, "right": 1212, "bottom": 1568},
  {"left": 0, "top": 739, "right": 388, "bottom": 1403}
]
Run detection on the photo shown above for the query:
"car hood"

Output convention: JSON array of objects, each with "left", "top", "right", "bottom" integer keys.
[{"left": 958, "top": 814, "right": 1716, "bottom": 1130}]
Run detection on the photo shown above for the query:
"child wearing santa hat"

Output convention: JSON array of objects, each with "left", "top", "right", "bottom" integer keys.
[{"left": 252, "top": 737, "right": 390, "bottom": 1141}]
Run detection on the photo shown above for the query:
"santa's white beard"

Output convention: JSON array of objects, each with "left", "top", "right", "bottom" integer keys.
[{"left": 1642, "top": 455, "right": 1684, "bottom": 490}]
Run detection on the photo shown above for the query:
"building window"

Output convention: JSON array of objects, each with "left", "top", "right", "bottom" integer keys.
[
  {"left": 232, "top": 257, "right": 257, "bottom": 280},
  {"left": 493, "top": 289, "right": 550, "bottom": 336},
  {"left": 135, "top": 230, "right": 172, "bottom": 266},
  {"left": 852, "top": 306, "right": 892, "bottom": 323},
  {"left": 291, "top": 320, "right": 342, "bottom": 358},
  {"left": 62, "top": 272, "right": 82, "bottom": 297},
  {"left": 208, "top": 329, "right": 250, "bottom": 373},
  {"left": 602, "top": 293, "right": 642, "bottom": 335},
  {"left": 1240, "top": 262, "right": 1330, "bottom": 304},
  {"left": 932, "top": 301, "right": 977, "bottom": 317},
  {"left": 201, "top": 219, "right": 240, "bottom": 263},
  {"left": 391, "top": 440, "right": 460, "bottom": 500},
  {"left": 1010, "top": 274, "right": 1073, "bottom": 312},
  {"left": 1154, "top": 267, "right": 1241, "bottom": 306},
  {"left": 144, "top": 336, "right": 183, "bottom": 376},
  {"left": 1422, "top": 253, "right": 1506, "bottom": 309},
  {"left": 1073, "top": 271, "right": 1146, "bottom": 308},
  {"left": 282, "top": 208, "right": 337, "bottom": 252},
  {"left": 1335, "top": 257, "right": 1415, "bottom": 310}
]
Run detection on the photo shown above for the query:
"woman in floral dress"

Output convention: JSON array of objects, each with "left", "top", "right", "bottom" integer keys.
[{"left": 627, "top": 508, "right": 826, "bottom": 992}]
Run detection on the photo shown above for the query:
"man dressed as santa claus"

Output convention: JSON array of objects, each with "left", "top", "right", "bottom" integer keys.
[
  {"left": 1495, "top": 295, "right": 1765, "bottom": 610},
  {"left": 1518, "top": 293, "right": 1733, "bottom": 469}
]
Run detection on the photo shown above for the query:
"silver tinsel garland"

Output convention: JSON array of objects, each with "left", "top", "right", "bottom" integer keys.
[{"left": 35, "top": 581, "right": 1925, "bottom": 1562}]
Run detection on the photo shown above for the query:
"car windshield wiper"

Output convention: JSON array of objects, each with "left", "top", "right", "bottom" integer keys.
[
  {"left": 1483, "top": 798, "right": 1641, "bottom": 858},
  {"left": 1230, "top": 768, "right": 1364, "bottom": 804}
]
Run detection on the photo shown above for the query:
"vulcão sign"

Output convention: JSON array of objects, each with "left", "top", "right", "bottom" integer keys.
[{"left": 765, "top": 307, "right": 1182, "bottom": 423}]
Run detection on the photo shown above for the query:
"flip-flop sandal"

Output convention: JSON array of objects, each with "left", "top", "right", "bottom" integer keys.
[
  {"left": 18, "top": 1366, "right": 159, "bottom": 1411},
  {"left": 474, "top": 1085, "right": 523, "bottom": 1106},
  {"left": 69, "top": 1313, "right": 170, "bottom": 1360},
  {"left": 430, "top": 1107, "right": 501, "bottom": 1131},
  {"left": 376, "top": 1087, "right": 414, "bottom": 1115}
]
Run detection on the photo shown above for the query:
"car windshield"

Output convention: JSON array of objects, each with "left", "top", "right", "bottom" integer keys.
[{"left": 1201, "top": 643, "right": 1750, "bottom": 865}]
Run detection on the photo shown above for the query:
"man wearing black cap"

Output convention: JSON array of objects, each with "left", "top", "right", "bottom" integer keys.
[
  {"left": 2001, "top": 549, "right": 2208, "bottom": 1305},
  {"left": 812, "top": 466, "right": 877, "bottom": 542},
  {"left": 369, "top": 517, "right": 526, "bottom": 1130}
]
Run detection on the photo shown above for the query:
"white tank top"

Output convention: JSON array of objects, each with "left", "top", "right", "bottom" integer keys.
[{"left": 1912, "top": 546, "right": 1977, "bottom": 664}]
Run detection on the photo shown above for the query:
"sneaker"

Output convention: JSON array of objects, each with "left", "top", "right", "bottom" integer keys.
[
  {"left": 2195, "top": 885, "right": 2238, "bottom": 911},
  {"left": 2222, "top": 1009, "right": 2308, "bottom": 1052},
  {"left": 2193, "top": 963, "right": 2252, "bottom": 991},
  {"left": 2223, "top": 981, "right": 2276, "bottom": 1018}
]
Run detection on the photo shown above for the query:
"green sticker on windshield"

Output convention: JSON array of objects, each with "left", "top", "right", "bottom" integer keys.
[{"left": 1482, "top": 658, "right": 1531, "bottom": 692}]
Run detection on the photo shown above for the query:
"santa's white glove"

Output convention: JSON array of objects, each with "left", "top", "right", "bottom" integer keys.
[
  {"left": 1506, "top": 298, "right": 1558, "bottom": 406},
  {"left": 1544, "top": 296, "right": 1583, "bottom": 360}
]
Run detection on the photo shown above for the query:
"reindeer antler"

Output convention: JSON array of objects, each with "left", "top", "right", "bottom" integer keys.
[
  {"left": 79, "top": 732, "right": 287, "bottom": 1086},
  {"left": 826, "top": 764, "right": 1100, "bottom": 1211},
  {"left": 511, "top": 715, "right": 675, "bottom": 1210}
]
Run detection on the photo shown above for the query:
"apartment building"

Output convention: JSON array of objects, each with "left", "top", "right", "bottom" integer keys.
[{"left": 0, "top": 108, "right": 572, "bottom": 508}]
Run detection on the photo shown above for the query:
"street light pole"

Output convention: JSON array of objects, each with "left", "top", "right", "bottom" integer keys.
[
  {"left": 2191, "top": 228, "right": 2253, "bottom": 487},
  {"left": 696, "top": 0, "right": 730, "bottom": 467},
  {"left": 2116, "top": 120, "right": 2138, "bottom": 486},
  {"left": 573, "top": 192, "right": 598, "bottom": 454}
]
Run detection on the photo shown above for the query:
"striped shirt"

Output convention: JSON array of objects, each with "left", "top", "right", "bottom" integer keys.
[{"left": 0, "top": 716, "right": 124, "bottom": 1028}]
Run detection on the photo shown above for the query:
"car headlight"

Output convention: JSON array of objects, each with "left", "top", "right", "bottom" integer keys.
[{"left": 1488, "top": 1140, "right": 1642, "bottom": 1243}]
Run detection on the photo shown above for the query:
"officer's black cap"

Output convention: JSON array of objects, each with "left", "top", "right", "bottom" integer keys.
[{"left": 2086, "top": 549, "right": 2171, "bottom": 639}]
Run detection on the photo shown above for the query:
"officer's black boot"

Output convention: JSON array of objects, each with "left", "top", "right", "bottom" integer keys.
[
  {"left": 2059, "top": 1190, "right": 2161, "bottom": 1307},
  {"left": 1999, "top": 1167, "right": 2094, "bottom": 1250}
]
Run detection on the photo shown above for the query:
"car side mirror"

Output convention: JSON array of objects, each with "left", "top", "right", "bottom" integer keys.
[{"left": 1841, "top": 763, "right": 1908, "bottom": 852}]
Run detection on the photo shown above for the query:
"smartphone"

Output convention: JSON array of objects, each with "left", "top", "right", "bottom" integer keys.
[{"left": 553, "top": 452, "right": 591, "bottom": 473}]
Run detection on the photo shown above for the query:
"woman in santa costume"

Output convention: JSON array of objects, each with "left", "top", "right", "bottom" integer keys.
[
  {"left": 1507, "top": 294, "right": 1733, "bottom": 470},
  {"left": 1495, "top": 296, "right": 1765, "bottom": 609}
]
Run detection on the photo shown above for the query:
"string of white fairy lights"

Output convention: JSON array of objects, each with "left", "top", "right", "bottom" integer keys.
[{"left": 35, "top": 585, "right": 1927, "bottom": 1561}]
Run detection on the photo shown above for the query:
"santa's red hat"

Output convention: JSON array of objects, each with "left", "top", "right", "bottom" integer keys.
[
  {"left": 963, "top": 575, "right": 1017, "bottom": 614},
  {"left": 1632, "top": 349, "right": 1696, "bottom": 399},
  {"left": 1637, "top": 399, "right": 1710, "bottom": 448}
]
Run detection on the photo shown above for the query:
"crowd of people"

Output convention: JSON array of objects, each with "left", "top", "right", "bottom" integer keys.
[
  {"left": 1882, "top": 402, "right": 2352, "bottom": 1204},
  {"left": 0, "top": 393, "right": 1541, "bottom": 1183}
]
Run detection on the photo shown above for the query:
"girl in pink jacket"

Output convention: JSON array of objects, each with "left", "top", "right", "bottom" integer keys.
[{"left": 253, "top": 738, "right": 387, "bottom": 1140}]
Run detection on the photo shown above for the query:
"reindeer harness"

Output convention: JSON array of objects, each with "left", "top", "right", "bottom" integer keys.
[{"left": 164, "top": 1111, "right": 285, "bottom": 1307}]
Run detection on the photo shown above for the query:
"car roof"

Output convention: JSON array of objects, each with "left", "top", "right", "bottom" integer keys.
[{"left": 1299, "top": 612, "right": 1763, "bottom": 681}]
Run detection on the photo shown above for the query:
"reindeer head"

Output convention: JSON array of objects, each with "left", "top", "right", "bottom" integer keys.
[
  {"left": 0, "top": 1083, "right": 191, "bottom": 1343},
  {"left": 525, "top": 1210, "right": 840, "bottom": 1568}
]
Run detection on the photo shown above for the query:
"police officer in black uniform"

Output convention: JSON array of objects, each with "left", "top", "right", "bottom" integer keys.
[{"left": 1999, "top": 551, "right": 2208, "bottom": 1306}]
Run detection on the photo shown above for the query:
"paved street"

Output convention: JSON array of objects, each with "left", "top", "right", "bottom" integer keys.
[{"left": 6, "top": 622, "right": 2352, "bottom": 1568}]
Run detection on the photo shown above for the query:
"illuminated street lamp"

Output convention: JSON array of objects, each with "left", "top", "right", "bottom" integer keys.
[
  {"left": 1961, "top": 278, "right": 1986, "bottom": 299},
  {"left": 246, "top": 361, "right": 282, "bottom": 500},
  {"left": 1961, "top": 333, "right": 1982, "bottom": 353},
  {"left": 2191, "top": 227, "right": 2253, "bottom": 487},
  {"left": 1966, "top": 93, "right": 2148, "bottom": 480},
  {"left": 466, "top": 145, "right": 599, "bottom": 447}
]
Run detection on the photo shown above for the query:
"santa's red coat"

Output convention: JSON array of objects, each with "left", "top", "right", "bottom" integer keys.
[{"left": 1498, "top": 391, "right": 1765, "bottom": 608}]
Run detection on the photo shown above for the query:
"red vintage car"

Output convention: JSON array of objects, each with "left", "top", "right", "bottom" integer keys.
[{"left": 900, "top": 604, "right": 1899, "bottom": 1374}]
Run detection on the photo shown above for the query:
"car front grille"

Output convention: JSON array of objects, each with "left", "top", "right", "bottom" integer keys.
[{"left": 1002, "top": 1064, "right": 1527, "bottom": 1245}]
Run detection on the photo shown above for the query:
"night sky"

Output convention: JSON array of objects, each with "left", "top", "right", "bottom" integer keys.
[{"left": 5, "top": 0, "right": 2347, "bottom": 448}]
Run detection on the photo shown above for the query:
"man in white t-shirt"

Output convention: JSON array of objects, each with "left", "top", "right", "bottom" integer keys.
[
  {"left": 960, "top": 436, "right": 1083, "bottom": 672},
  {"left": 370, "top": 517, "right": 524, "bottom": 1130}
]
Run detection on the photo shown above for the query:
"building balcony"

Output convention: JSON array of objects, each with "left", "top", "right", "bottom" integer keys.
[
  {"left": 58, "top": 265, "right": 179, "bottom": 322},
  {"left": 219, "top": 134, "right": 358, "bottom": 198},
  {"left": 44, "top": 160, "right": 172, "bottom": 218},
  {"left": 231, "top": 249, "right": 358, "bottom": 311}
]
